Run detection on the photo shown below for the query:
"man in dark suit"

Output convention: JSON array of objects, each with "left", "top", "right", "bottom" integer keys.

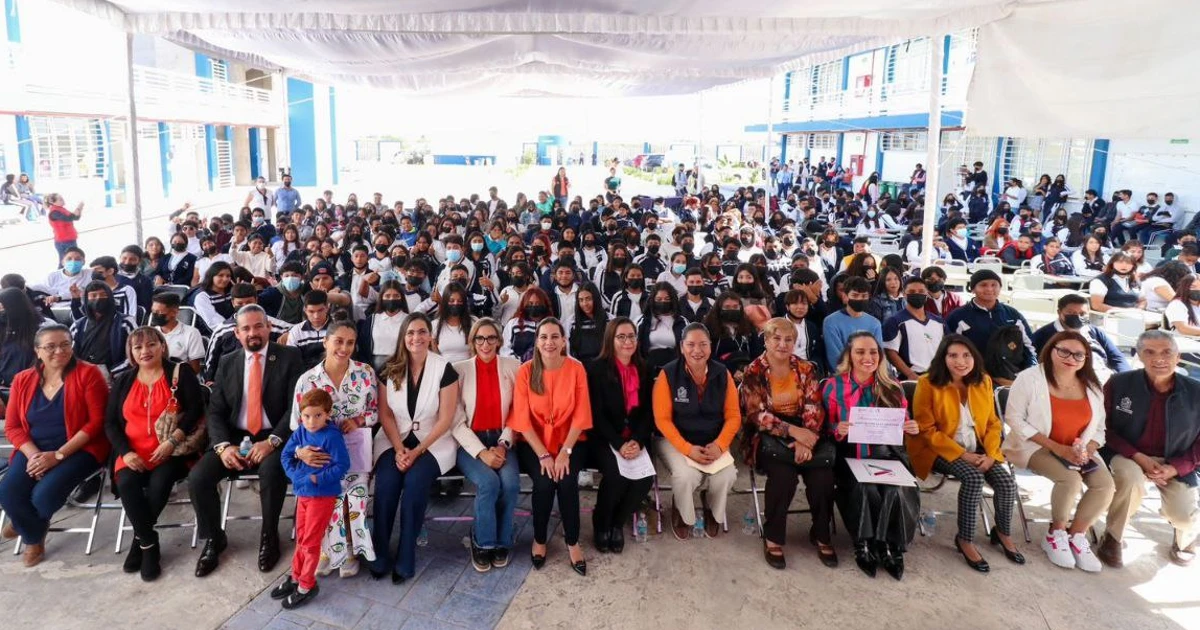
[{"left": 189, "top": 304, "right": 304, "bottom": 577}]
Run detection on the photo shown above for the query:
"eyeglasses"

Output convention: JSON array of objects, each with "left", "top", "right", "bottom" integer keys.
[
  {"left": 38, "top": 342, "right": 72, "bottom": 353},
  {"left": 473, "top": 335, "right": 500, "bottom": 345},
  {"left": 615, "top": 334, "right": 637, "bottom": 343},
  {"left": 1053, "top": 347, "right": 1087, "bottom": 362}
]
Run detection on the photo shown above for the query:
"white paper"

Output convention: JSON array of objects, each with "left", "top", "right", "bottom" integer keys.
[
  {"left": 848, "top": 406, "right": 907, "bottom": 446},
  {"left": 611, "top": 446, "right": 656, "bottom": 480},
  {"left": 845, "top": 458, "right": 917, "bottom": 487},
  {"left": 684, "top": 450, "right": 735, "bottom": 475},
  {"left": 345, "top": 427, "right": 374, "bottom": 473}
]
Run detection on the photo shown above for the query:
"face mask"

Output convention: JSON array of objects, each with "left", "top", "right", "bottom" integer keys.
[
  {"left": 470, "top": 242, "right": 484, "bottom": 253},
  {"left": 925, "top": 281, "right": 944, "bottom": 294},
  {"left": 782, "top": 236, "right": 795, "bottom": 246},
  {"left": 848, "top": 299, "right": 869, "bottom": 312},
  {"left": 379, "top": 298, "right": 403, "bottom": 313},
  {"left": 446, "top": 250, "right": 463, "bottom": 263},
  {"left": 1189, "top": 291, "right": 1200, "bottom": 303},
  {"left": 867, "top": 211, "right": 877, "bottom": 218},
  {"left": 1063, "top": 314, "right": 1085, "bottom": 329},
  {"left": 531, "top": 246, "right": 546, "bottom": 257},
  {"left": 87, "top": 297, "right": 112, "bottom": 316},
  {"left": 1030, "top": 233, "right": 1043, "bottom": 240},
  {"left": 681, "top": 242, "right": 694, "bottom": 253},
  {"left": 905, "top": 294, "right": 929, "bottom": 309},
  {"left": 583, "top": 240, "right": 595, "bottom": 248},
  {"left": 687, "top": 285, "right": 703, "bottom": 296},
  {"left": 997, "top": 228, "right": 1008, "bottom": 236},
  {"left": 672, "top": 263, "right": 687, "bottom": 275},
  {"left": 954, "top": 229, "right": 966, "bottom": 238},
  {"left": 741, "top": 236, "right": 754, "bottom": 246},
  {"left": 626, "top": 278, "right": 645, "bottom": 291},
  {"left": 392, "top": 256, "right": 407, "bottom": 268},
  {"left": 765, "top": 250, "right": 779, "bottom": 260},
  {"left": 149, "top": 313, "right": 169, "bottom": 327},
  {"left": 512, "top": 276, "right": 529, "bottom": 288},
  {"left": 168, "top": 241, "right": 186, "bottom": 254},
  {"left": 525, "top": 304, "right": 548, "bottom": 319},
  {"left": 63, "top": 260, "right": 84, "bottom": 275},
  {"left": 444, "top": 303, "right": 466, "bottom": 317},
  {"left": 203, "top": 246, "right": 218, "bottom": 257},
  {"left": 707, "top": 265, "right": 721, "bottom": 275},
  {"left": 252, "top": 216, "right": 265, "bottom": 226},
  {"left": 646, "top": 245, "right": 661, "bottom": 256},
  {"left": 612, "top": 257, "right": 628, "bottom": 268},
  {"left": 719, "top": 309, "right": 743, "bottom": 323},
  {"left": 735, "top": 282, "right": 755, "bottom": 294},
  {"left": 406, "top": 274, "right": 423, "bottom": 286},
  {"left": 375, "top": 243, "right": 389, "bottom": 253},
  {"left": 652, "top": 301, "right": 673, "bottom": 315},
  {"left": 119, "top": 263, "right": 139, "bottom": 274},
  {"left": 541, "top": 222, "right": 553, "bottom": 231},
  {"left": 647, "top": 224, "right": 658, "bottom": 232}
]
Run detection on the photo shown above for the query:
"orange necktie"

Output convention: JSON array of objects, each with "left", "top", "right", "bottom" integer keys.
[{"left": 247, "top": 353, "right": 263, "bottom": 435}]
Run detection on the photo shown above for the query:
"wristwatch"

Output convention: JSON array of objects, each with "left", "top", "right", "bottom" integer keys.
[
  {"left": 564, "top": 447, "right": 573, "bottom": 456},
  {"left": 215, "top": 443, "right": 229, "bottom": 455},
  {"left": 268, "top": 435, "right": 283, "bottom": 449},
  {"left": 54, "top": 451, "right": 65, "bottom": 461}
]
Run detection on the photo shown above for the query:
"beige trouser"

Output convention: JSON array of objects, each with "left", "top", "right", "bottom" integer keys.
[
  {"left": 1108, "top": 454, "right": 1200, "bottom": 547},
  {"left": 656, "top": 437, "right": 737, "bottom": 526},
  {"left": 1026, "top": 448, "right": 1115, "bottom": 528}
]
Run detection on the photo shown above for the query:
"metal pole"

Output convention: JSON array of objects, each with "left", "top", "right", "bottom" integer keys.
[
  {"left": 277, "top": 71, "right": 290, "bottom": 179},
  {"left": 125, "top": 33, "right": 144, "bottom": 244},
  {"left": 765, "top": 75, "right": 775, "bottom": 210},
  {"left": 920, "top": 35, "right": 945, "bottom": 268}
]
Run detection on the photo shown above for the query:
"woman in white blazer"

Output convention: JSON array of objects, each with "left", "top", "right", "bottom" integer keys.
[
  {"left": 371, "top": 312, "right": 461, "bottom": 584},
  {"left": 1002, "top": 330, "right": 1115, "bottom": 572},
  {"left": 452, "top": 318, "right": 521, "bottom": 572}
]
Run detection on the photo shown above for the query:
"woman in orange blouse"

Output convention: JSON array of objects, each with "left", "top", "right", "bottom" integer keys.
[{"left": 510, "top": 317, "right": 593, "bottom": 576}]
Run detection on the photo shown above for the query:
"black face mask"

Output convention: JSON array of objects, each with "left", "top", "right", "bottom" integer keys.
[
  {"left": 735, "top": 282, "right": 756, "bottom": 294},
  {"left": 88, "top": 298, "right": 112, "bottom": 316},
  {"left": 444, "top": 303, "right": 466, "bottom": 317},
  {"left": 719, "top": 309, "right": 743, "bottom": 323},
  {"left": 392, "top": 256, "right": 407, "bottom": 268},
  {"left": 511, "top": 276, "right": 529, "bottom": 288},
  {"left": 172, "top": 242, "right": 187, "bottom": 253},
  {"left": 626, "top": 278, "right": 645, "bottom": 291},
  {"left": 380, "top": 299, "right": 404, "bottom": 313},
  {"left": 652, "top": 301, "right": 673, "bottom": 315},
  {"left": 847, "top": 299, "right": 869, "bottom": 312},
  {"left": 681, "top": 242, "right": 695, "bottom": 253},
  {"left": 203, "top": 246, "right": 218, "bottom": 257},
  {"left": 686, "top": 285, "right": 704, "bottom": 296},
  {"left": 375, "top": 244, "right": 389, "bottom": 253},
  {"left": 525, "top": 304, "right": 548, "bottom": 319},
  {"left": 119, "top": 263, "right": 139, "bottom": 274},
  {"left": 583, "top": 240, "right": 595, "bottom": 248},
  {"left": 1189, "top": 291, "right": 1200, "bottom": 303},
  {"left": 925, "top": 281, "right": 944, "bottom": 294},
  {"left": 905, "top": 294, "right": 928, "bottom": 309},
  {"left": 997, "top": 228, "right": 1009, "bottom": 236},
  {"left": 1063, "top": 314, "right": 1085, "bottom": 329},
  {"left": 149, "top": 313, "right": 169, "bottom": 327},
  {"left": 612, "top": 257, "right": 628, "bottom": 268},
  {"left": 646, "top": 245, "right": 660, "bottom": 255}
]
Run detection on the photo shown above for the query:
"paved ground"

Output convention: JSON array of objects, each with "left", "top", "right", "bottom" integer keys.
[{"left": 0, "top": 467, "right": 1195, "bottom": 630}]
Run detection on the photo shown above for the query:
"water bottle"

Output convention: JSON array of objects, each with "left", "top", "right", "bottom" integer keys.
[
  {"left": 238, "top": 436, "right": 253, "bottom": 457},
  {"left": 692, "top": 511, "right": 706, "bottom": 539},
  {"left": 919, "top": 509, "right": 937, "bottom": 536},
  {"left": 634, "top": 512, "right": 648, "bottom": 543},
  {"left": 416, "top": 526, "right": 429, "bottom": 547},
  {"left": 1072, "top": 438, "right": 1087, "bottom": 465},
  {"left": 742, "top": 508, "right": 759, "bottom": 536}
]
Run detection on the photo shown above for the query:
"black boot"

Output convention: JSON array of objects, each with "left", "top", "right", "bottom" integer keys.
[
  {"left": 882, "top": 543, "right": 904, "bottom": 581},
  {"left": 123, "top": 539, "right": 143, "bottom": 574},
  {"left": 140, "top": 536, "right": 162, "bottom": 582},
  {"left": 853, "top": 540, "right": 877, "bottom": 578}
]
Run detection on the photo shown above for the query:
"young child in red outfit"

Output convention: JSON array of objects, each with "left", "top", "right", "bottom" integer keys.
[{"left": 272, "top": 389, "right": 349, "bottom": 609}]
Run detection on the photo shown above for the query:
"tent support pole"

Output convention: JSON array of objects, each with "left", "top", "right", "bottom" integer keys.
[
  {"left": 920, "top": 34, "right": 945, "bottom": 268},
  {"left": 125, "top": 33, "right": 144, "bottom": 245},
  {"left": 765, "top": 75, "right": 775, "bottom": 211}
]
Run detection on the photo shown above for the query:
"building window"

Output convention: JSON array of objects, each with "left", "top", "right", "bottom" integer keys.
[
  {"left": 809, "top": 134, "right": 838, "bottom": 151},
  {"left": 29, "top": 116, "right": 105, "bottom": 181},
  {"left": 880, "top": 132, "right": 928, "bottom": 152}
]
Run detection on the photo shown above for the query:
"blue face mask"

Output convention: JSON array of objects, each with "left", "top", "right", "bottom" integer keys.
[
  {"left": 446, "top": 249, "right": 463, "bottom": 263},
  {"left": 280, "top": 276, "right": 302, "bottom": 292},
  {"left": 64, "top": 260, "right": 84, "bottom": 275},
  {"left": 470, "top": 242, "right": 485, "bottom": 253},
  {"left": 672, "top": 263, "right": 687, "bottom": 275}
]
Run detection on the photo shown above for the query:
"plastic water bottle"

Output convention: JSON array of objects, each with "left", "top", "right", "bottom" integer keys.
[
  {"left": 1072, "top": 438, "right": 1087, "bottom": 465},
  {"left": 416, "top": 526, "right": 429, "bottom": 547},
  {"left": 919, "top": 509, "right": 937, "bottom": 536},
  {"left": 742, "top": 508, "right": 759, "bottom": 536},
  {"left": 634, "top": 512, "right": 648, "bottom": 543},
  {"left": 238, "top": 436, "right": 253, "bottom": 457},
  {"left": 692, "top": 511, "right": 706, "bottom": 538}
]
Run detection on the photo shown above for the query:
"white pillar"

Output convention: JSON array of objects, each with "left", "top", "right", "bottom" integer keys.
[
  {"left": 920, "top": 36, "right": 945, "bottom": 268},
  {"left": 277, "top": 71, "right": 290, "bottom": 179},
  {"left": 765, "top": 75, "right": 775, "bottom": 209},
  {"left": 125, "top": 34, "right": 144, "bottom": 244}
]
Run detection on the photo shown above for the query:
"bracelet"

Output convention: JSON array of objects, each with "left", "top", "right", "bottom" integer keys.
[
  {"left": 167, "top": 436, "right": 180, "bottom": 448},
  {"left": 538, "top": 453, "right": 553, "bottom": 461}
]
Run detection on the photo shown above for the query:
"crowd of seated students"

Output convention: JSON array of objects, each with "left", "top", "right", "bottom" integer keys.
[{"left": 0, "top": 166, "right": 1195, "bottom": 609}]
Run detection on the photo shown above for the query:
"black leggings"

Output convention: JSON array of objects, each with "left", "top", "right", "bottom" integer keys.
[
  {"left": 761, "top": 458, "right": 836, "bottom": 546},
  {"left": 517, "top": 442, "right": 587, "bottom": 546},
  {"left": 592, "top": 443, "right": 653, "bottom": 534},
  {"left": 116, "top": 457, "right": 190, "bottom": 544}
]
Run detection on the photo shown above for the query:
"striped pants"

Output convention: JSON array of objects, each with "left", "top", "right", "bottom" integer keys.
[{"left": 933, "top": 456, "right": 1017, "bottom": 541}]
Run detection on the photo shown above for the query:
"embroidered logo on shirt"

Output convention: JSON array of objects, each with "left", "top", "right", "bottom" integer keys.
[
  {"left": 675, "top": 386, "right": 689, "bottom": 403},
  {"left": 1117, "top": 396, "right": 1133, "bottom": 415}
]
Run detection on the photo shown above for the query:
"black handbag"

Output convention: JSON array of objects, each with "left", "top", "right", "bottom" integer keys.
[{"left": 756, "top": 413, "right": 835, "bottom": 470}]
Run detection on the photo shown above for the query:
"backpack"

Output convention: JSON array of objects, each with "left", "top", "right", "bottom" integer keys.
[{"left": 984, "top": 325, "right": 1028, "bottom": 382}]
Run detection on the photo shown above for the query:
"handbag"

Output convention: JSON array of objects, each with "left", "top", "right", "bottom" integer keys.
[
  {"left": 755, "top": 413, "right": 834, "bottom": 470},
  {"left": 153, "top": 363, "right": 208, "bottom": 457}
]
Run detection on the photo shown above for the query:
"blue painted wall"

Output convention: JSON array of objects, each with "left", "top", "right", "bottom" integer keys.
[
  {"left": 248, "top": 127, "right": 260, "bottom": 179},
  {"left": 5, "top": 0, "right": 20, "bottom": 43},
  {"left": 194, "top": 53, "right": 213, "bottom": 80},
  {"left": 1089, "top": 139, "right": 1109, "bottom": 195},
  {"left": 536, "top": 135, "right": 565, "bottom": 166},
  {"left": 203, "top": 125, "right": 217, "bottom": 190},
  {"left": 102, "top": 120, "right": 116, "bottom": 207},
  {"left": 157, "top": 122, "right": 171, "bottom": 197},
  {"left": 287, "top": 78, "right": 317, "bottom": 187},
  {"left": 745, "top": 111, "right": 965, "bottom": 134},
  {"left": 14, "top": 115, "right": 32, "bottom": 174},
  {"left": 329, "top": 87, "right": 339, "bottom": 185},
  {"left": 432, "top": 155, "right": 496, "bottom": 166}
]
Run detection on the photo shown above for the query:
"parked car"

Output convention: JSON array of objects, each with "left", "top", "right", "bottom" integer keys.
[{"left": 642, "top": 154, "right": 665, "bottom": 170}]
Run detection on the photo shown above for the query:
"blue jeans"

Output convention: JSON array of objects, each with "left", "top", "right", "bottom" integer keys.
[
  {"left": 455, "top": 431, "right": 520, "bottom": 550},
  {"left": 54, "top": 240, "right": 77, "bottom": 264},
  {"left": 370, "top": 447, "right": 440, "bottom": 578},
  {"left": 0, "top": 450, "right": 99, "bottom": 545}
]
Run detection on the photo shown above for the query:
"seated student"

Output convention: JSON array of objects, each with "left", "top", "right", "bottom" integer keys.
[
  {"left": 883, "top": 277, "right": 945, "bottom": 380},
  {"left": 654, "top": 324, "right": 740, "bottom": 541},
  {"left": 865, "top": 267, "right": 905, "bottom": 324},
  {"left": 31, "top": 247, "right": 92, "bottom": 306},
  {"left": 910, "top": 335, "right": 1022, "bottom": 573},
  {"left": 81, "top": 256, "right": 139, "bottom": 321},
  {"left": 998, "top": 234, "right": 1037, "bottom": 269},
  {"left": 203, "top": 283, "right": 290, "bottom": 382},
  {"left": 1004, "top": 331, "right": 1113, "bottom": 572},
  {"left": 1096, "top": 331, "right": 1200, "bottom": 568},
  {"left": 70, "top": 281, "right": 137, "bottom": 379},
  {"left": 781, "top": 289, "right": 824, "bottom": 371},
  {"left": 1088, "top": 252, "right": 1143, "bottom": 313},
  {"left": 638, "top": 283, "right": 686, "bottom": 374},
  {"left": 282, "top": 290, "right": 332, "bottom": 370},
  {"left": 1139, "top": 261, "right": 1189, "bottom": 314},
  {"left": 1031, "top": 294, "right": 1130, "bottom": 382},
  {"left": 149, "top": 292, "right": 205, "bottom": 374},
  {"left": 1035, "top": 237, "right": 1077, "bottom": 277},
  {"left": 258, "top": 262, "right": 308, "bottom": 325},
  {"left": 944, "top": 217, "right": 980, "bottom": 262},
  {"left": 1165, "top": 274, "right": 1200, "bottom": 339},
  {"left": 703, "top": 292, "right": 765, "bottom": 383},
  {"left": 678, "top": 268, "right": 714, "bottom": 324},
  {"left": 945, "top": 270, "right": 1036, "bottom": 387},
  {"left": 822, "top": 276, "right": 883, "bottom": 371},
  {"left": 918, "top": 266, "right": 960, "bottom": 321}
]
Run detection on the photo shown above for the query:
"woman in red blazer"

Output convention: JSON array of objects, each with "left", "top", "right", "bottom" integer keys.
[{"left": 1, "top": 324, "right": 109, "bottom": 567}]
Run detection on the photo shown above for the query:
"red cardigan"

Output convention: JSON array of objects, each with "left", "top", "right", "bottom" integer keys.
[{"left": 4, "top": 362, "right": 110, "bottom": 464}]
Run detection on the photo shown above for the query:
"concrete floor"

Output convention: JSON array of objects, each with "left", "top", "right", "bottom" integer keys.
[{"left": 0, "top": 469, "right": 1195, "bottom": 630}]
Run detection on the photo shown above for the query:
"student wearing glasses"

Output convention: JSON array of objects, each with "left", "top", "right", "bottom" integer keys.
[{"left": 451, "top": 318, "right": 521, "bottom": 573}]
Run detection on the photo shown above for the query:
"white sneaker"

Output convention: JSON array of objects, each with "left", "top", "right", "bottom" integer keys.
[
  {"left": 339, "top": 556, "right": 360, "bottom": 578},
  {"left": 1042, "top": 529, "right": 1075, "bottom": 569},
  {"left": 1070, "top": 533, "right": 1103, "bottom": 572}
]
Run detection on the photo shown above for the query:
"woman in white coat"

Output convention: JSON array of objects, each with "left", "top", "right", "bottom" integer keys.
[
  {"left": 371, "top": 312, "right": 461, "bottom": 583},
  {"left": 452, "top": 318, "right": 521, "bottom": 572},
  {"left": 1002, "top": 330, "right": 1114, "bottom": 572}
]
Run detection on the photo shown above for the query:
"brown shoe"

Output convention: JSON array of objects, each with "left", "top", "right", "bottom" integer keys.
[
  {"left": 22, "top": 543, "right": 45, "bottom": 568},
  {"left": 1, "top": 522, "right": 16, "bottom": 541},
  {"left": 671, "top": 505, "right": 691, "bottom": 541},
  {"left": 703, "top": 508, "right": 720, "bottom": 538},
  {"left": 1170, "top": 541, "right": 1196, "bottom": 567},
  {"left": 1094, "top": 533, "right": 1124, "bottom": 569}
]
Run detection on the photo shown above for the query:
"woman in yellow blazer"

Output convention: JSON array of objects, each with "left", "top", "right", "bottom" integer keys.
[{"left": 909, "top": 334, "right": 1023, "bottom": 573}]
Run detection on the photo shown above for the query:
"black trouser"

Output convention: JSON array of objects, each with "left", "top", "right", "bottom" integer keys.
[
  {"left": 762, "top": 457, "right": 836, "bottom": 547},
  {"left": 592, "top": 443, "right": 653, "bottom": 534},
  {"left": 187, "top": 444, "right": 287, "bottom": 540},
  {"left": 517, "top": 442, "right": 587, "bottom": 546},
  {"left": 116, "top": 457, "right": 190, "bottom": 544}
]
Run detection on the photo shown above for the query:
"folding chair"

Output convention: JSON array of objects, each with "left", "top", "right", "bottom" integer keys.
[
  {"left": 155, "top": 284, "right": 191, "bottom": 300},
  {"left": 114, "top": 478, "right": 199, "bottom": 553},
  {"left": 14, "top": 468, "right": 119, "bottom": 556},
  {"left": 176, "top": 306, "right": 197, "bottom": 327},
  {"left": 996, "top": 385, "right": 1045, "bottom": 544},
  {"left": 220, "top": 473, "right": 296, "bottom": 538}
]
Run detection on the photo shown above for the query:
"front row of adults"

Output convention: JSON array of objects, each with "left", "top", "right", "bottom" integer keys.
[{"left": 2, "top": 314, "right": 1197, "bottom": 580}]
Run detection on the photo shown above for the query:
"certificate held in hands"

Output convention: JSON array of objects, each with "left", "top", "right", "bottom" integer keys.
[{"left": 847, "top": 407, "right": 907, "bottom": 446}]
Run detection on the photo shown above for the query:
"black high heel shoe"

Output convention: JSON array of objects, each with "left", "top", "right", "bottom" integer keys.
[
  {"left": 955, "top": 537, "right": 991, "bottom": 573},
  {"left": 882, "top": 543, "right": 904, "bottom": 581},
  {"left": 531, "top": 542, "right": 547, "bottom": 570},
  {"left": 853, "top": 540, "right": 877, "bottom": 578},
  {"left": 989, "top": 527, "right": 1026, "bottom": 565},
  {"left": 567, "top": 544, "right": 587, "bottom": 576}
]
